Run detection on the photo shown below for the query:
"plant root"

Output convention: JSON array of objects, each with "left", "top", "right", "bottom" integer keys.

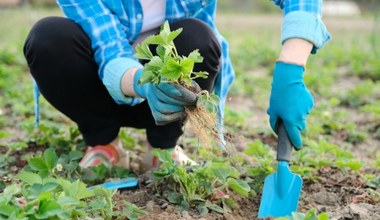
[{"left": 185, "top": 106, "right": 220, "bottom": 150}]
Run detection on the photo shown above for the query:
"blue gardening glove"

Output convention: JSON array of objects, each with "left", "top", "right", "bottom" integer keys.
[
  {"left": 133, "top": 69, "right": 200, "bottom": 125},
  {"left": 267, "top": 62, "right": 314, "bottom": 149}
]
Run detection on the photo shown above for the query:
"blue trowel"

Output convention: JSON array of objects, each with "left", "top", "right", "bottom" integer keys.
[{"left": 258, "top": 120, "right": 303, "bottom": 218}]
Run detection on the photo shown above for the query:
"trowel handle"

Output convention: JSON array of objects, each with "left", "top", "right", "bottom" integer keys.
[{"left": 276, "top": 120, "right": 293, "bottom": 162}]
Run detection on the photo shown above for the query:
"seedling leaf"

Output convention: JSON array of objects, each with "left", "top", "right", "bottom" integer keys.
[
  {"left": 138, "top": 70, "right": 156, "bottom": 85},
  {"left": 134, "top": 43, "right": 154, "bottom": 60},
  {"left": 180, "top": 58, "right": 195, "bottom": 76},
  {"left": 17, "top": 171, "right": 42, "bottom": 185},
  {"left": 188, "top": 50, "right": 203, "bottom": 63},
  {"left": 35, "top": 200, "right": 64, "bottom": 219},
  {"left": 43, "top": 148, "right": 58, "bottom": 171},
  {"left": 227, "top": 178, "right": 250, "bottom": 197},
  {"left": 162, "top": 59, "right": 182, "bottom": 81},
  {"left": 209, "top": 162, "right": 236, "bottom": 183},
  {"left": 167, "top": 28, "right": 183, "bottom": 43},
  {"left": 193, "top": 71, "right": 209, "bottom": 79}
]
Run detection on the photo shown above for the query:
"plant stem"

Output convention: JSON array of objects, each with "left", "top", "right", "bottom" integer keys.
[
  {"left": 171, "top": 43, "right": 179, "bottom": 58},
  {"left": 4, "top": 148, "right": 13, "bottom": 158}
]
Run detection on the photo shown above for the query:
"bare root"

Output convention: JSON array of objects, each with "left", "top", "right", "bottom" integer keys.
[{"left": 185, "top": 106, "right": 220, "bottom": 150}]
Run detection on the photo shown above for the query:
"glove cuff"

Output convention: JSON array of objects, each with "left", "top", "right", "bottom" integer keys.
[
  {"left": 274, "top": 61, "right": 305, "bottom": 83},
  {"left": 133, "top": 69, "right": 148, "bottom": 98}
]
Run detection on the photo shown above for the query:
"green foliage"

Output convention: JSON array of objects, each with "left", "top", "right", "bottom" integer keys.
[
  {"left": 151, "top": 149, "right": 251, "bottom": 214},
  {"left": 1, "top": 8, "right": 380, "bottom": 219},
  {"left": 134, "top": 21, "right": 207, "bottom": 87},
  {"left": 0, "top": 148, "right": 145, "bottom": 220},
  {"left": 115, "top": 201, "right": 148, "bottom": 220},
  {"left": 275, "top": 208, "right": 329, "bottom": 220},
  {"left": 367, "top": 176, "right": 380, "bottom": 189},
  {"left": 134, "top": 21, "right": 219, "bottom": 113},
  {"left": 290, "top": 138, "right": 363, "bottom": 178},
  {"left": 81, "top": 163, "right": 134, "bottom": 185}
]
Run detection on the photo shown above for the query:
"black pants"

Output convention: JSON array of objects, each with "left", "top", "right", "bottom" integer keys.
[{"left": 24, "top": 17, "right": 221, "bottom": 148}]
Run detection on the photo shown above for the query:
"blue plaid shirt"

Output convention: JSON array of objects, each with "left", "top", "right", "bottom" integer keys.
[{"left": 50, "top": 0, "right": 330, "bottom": 136}]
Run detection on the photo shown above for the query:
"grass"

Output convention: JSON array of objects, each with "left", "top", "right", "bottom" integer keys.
[{"left": 0, "top": 6, "right": 379, "bottom": 219}]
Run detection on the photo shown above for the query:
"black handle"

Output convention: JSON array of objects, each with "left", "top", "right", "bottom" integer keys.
[{"left": 276, "top": 120, "right": 293, "bottom": 162}]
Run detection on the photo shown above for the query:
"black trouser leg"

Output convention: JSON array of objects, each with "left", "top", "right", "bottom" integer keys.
[{"left": 24, "top": 17, "right": 221, "bottom": 148}]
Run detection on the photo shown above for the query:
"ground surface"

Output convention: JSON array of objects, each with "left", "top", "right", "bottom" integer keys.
[{"left": 0, "top": 7, "right": 379, "bottom": 220}]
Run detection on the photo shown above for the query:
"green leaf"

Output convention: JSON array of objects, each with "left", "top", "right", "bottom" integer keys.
[
  {"left": 57, "top": 179, "right": 94, "bottom": 200},
  {"left": 148, "top": 56, "right": 164, "bottom": 69},
  {"left": 335, "top": 159, "right": 362, "bottom": 171},
  {"left": 122, "top": 201, "right": 148, "bottom": 220},
  {"left": 28, "top": 182, "right": 58, "bottom": 198},
  {"left": 167, "top": 191, "right": 182, "bottom": 204},
  {"left": 188, "top": 50, "right": 203, "bottom": 63},
  {"left": 143, "top": 34, "right": 166, "bottom": 46},
  {"left": 158, "top": 21, "right": 173, "bottom": 44},
  {"left": 209, "top": 162, "right": 236, "bottom": 184},
  {"left": 2, "top": 184, "right": 20, "bottom": 202},
  {"left": 29, "top": 158, "right": 47, "bottom": 172},
  {"left": 367, "top": 176, "right": 380, "bottom": 189},
  {"left": 43, "top": 148, "right": 58, "bottom": 171},
  {"left": 193, "top": 71, "right": 209, "bottom": 79},
  {"left": 162, "top": 59, "right": 182, "bottom": 81},
  {"left": 7, "top": 141, "right": 28, "bottom": 150},
  {"left": 223, "top": 198, "right": 238, "bottom": 209},
  {"left": 152, "top": 149, "right": 174, "bottom": 164},
  {"left": 68, "top": 151, "right": 83, "bottom": 161},
  {"left": 244, "top": 140, "right": 272, "bottom": 158},
  {"left": 16, "top": 171, "right": 42, "bottom": 185},
  {"left": 156, "top": 45, "right": 166, "bottom": 59},
  {"left": 153, "top": 167, "right": 172, "bottom": 178},
  {"left": 0, "top": 131, "right": 11, "bottom": 139},
  {"left": 35, "top": 200, "right": 64, "bottom": 219},
  {"left": 227, "top": 178, "right": 251, "bottom": 197},
  {"left": 180, "top": 58, "right": 194, "bottom": 75},
  {"left": 138, "top": 70, "right": 156, "bottom": 85},
  {"left": 0, "top": 204, "right": 17, "bottom": 217},
  {"left": 57, "top": 196, "right": 80, "bottom": 207},
  {"left": 0, "top": 181, "right": 5, "bottom": 191},
  {"left": 318, "top": 212, "right": 329, "bottom": 220},
  {"left": 197, "top": 204, "right": 209, "bottom": 216},
  {"left": 134, "top": 43, "right": 154, "bottom": 60},
  {"left": 290, "top": 212, "right": 306, "bottom": 220},
  {"left": 167, "top": 28, "right": 183, "bottom": 43},
  {"left": 303, "top": 208, "right": 318, "bottom": 220},
  {"left": 205, "top": 201, "right": 224, "bottom": 214}
]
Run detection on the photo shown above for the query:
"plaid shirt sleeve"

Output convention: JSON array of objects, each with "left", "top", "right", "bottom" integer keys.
[
  {"left": 272, "top": 0, "right": 331, "bottom": 53},
  {"left": 57, "top": 0, "right": 143, "bottom": 105},
  {"left": 273, "top": 0, "right": 322, "bottom": 17}
]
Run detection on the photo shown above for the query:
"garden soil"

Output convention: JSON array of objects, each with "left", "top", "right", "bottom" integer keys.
[{"left": 113, "top": 166, "right": 379, "bottom": 220}]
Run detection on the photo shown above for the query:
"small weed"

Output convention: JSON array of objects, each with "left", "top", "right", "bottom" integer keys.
[{"left": 275, "top": 208, "right": 329, "bottom": 220}]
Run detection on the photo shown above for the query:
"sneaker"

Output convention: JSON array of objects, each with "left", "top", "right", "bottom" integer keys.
[
  {"left": 79, "top": 143, "right": 129, "bottom": 169},
  {"left": 140, "top": 145, "right": 197, "bottom": 172}
]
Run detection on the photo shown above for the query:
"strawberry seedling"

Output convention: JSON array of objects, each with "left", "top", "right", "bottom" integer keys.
[{"left": 134, "top": 21, "right": 220, "bottom": 149}]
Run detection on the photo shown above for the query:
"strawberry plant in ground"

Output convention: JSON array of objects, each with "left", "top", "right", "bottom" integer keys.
[{"left": 0, "top": 8, "right": 379, "bottom": 220}]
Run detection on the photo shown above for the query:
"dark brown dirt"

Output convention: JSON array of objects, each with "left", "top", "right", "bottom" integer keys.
[
  {"left": 109, "top": 165, "right": 379, "bottom": 220},
  {"left": 113, "top": 186, "right": 259, "bottom": 220}
]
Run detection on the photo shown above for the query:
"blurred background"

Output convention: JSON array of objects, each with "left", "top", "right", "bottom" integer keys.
[
  {"left": 1, "top": 0, "right": 379, "bottom": 14},
  {"left": 0, "top": 2, "right": 379, "bottom": 218},
  {"left": 0, "top": 0, "right": 379, "bottom": 161},
  {"left": 0, "top": 0, "right": 379, "bottom": 13}
]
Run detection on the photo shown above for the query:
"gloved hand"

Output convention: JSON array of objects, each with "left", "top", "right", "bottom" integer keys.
[
  {"left": 267, "top": 61, "right": 314, "bottom": 149},
  {"left": 133, "top": 69, "right": 200, "bottom": 125}
]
